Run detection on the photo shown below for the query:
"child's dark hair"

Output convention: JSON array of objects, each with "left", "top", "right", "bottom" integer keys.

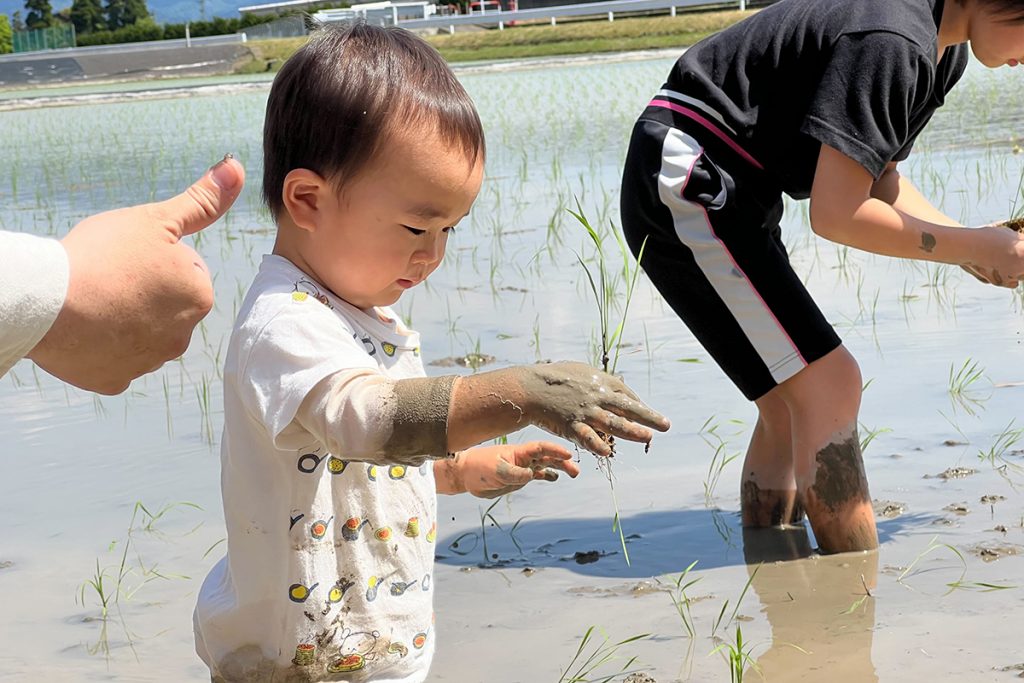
[
  {"left": 262, "top": 22, "right": 486, "bottom": 218},
  {"left": 959, "top": 0, "right": 1024, "bottom": 21}
]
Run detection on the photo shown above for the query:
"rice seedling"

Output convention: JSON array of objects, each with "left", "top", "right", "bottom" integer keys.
[
  {"left": 858, "top": 422, "right": 892, "bottom": 454},
  {"left": 196, "top": 372, "right": 215, "bottom": 445},
  {"left": 704, "top": 441, "right": 741, "bottom": 506},
  {"left": 570, "top": 200, "right": 648, "bottom": 565},
  {"left": 658, "top": 560, "right": 701, "bottom": 638},
  {"left": 839, "top": 574, "right": 873, "bottom": 616},
  {"left": 947, "top": 357, "right": 990, "bottom": 416},
  {"left": 709, "top": 624, "right": 761, "bottom": 683},
  {"left": 558, "top": 626, "right": 651, "bottom": 683},
  {"left": 711, "top": 563, "right": 760, "bottom": 638},
  {"left": 698, "top": 415, "right": 743, "bottom": 506},
  {"left": 898, "top": 536, "right": 1015, "bottom": 593},
  {"left": 977, "top": 420, "right": 1024, "bottom": 483},
  {"left": 447, "top": 497, "right": 528, "bottom": 567}
]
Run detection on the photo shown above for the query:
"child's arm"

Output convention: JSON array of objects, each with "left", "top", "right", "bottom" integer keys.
[
  {"left": 434, "top": 441, "right": 579, "bottom": 498},
  {"left": 810, "top": 144, "right": 1024, "bottom": 287},
  {"left": 295, "top": 361, "right": 669, "bottom": 465},
  {"left": 870, "top": 162, "right": 961, "bottom": 227}
]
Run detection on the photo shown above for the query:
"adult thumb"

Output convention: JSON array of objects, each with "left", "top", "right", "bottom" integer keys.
[{"left": 159, "top": 154, "right": 245, "bottom": 240}]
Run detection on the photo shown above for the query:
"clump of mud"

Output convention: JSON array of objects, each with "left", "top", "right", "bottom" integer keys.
[
  {"left": 873, "top": 500, "right": 907, "bottom": 518},
  {"left": 1003, "top": 218, "right": 1024, "bottom": 233}
]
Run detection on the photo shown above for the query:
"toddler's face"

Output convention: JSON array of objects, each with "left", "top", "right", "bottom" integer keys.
[{"left": 306, "top": 127, "right": 483, "bottom": 310}]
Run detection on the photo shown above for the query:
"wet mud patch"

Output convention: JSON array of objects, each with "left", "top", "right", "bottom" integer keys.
[
  {"left": 623, "top": 674, "right": 658, "bottom": 683},
  {"left": 968, "top": 541, "right": 1023, "bottom": 562},
  {"left": 811, "top": 436, "right": 871, "bottom": 511},
  {"left": 563, "top": 549, "right": 616, "bottom": 565},
  {"left": 567, "top": 580, "right": 667, "bottom": 598},
  {"left": 943, "top": 502, "right": 971, "bottom": 515},
  {"left": 981, "top": 494, "right": 1007, "bottom": 505},
  {"left": 997, "top": 662, "right": 1024, "bottom": 677},
  {"left": 926, "top": 467, "right": 978, "bottom": 480},
  {"left": 873, "top": 500, "right": 907, "bottom": 519}
]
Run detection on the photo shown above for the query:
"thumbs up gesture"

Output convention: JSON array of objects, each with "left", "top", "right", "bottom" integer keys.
[{"left": 28, "top": 155, "right": 245, "bottom": 394}]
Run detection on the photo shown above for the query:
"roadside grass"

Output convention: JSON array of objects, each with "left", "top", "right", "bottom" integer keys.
[{"left": 235, "top": 10, "right": 751, "bottom": 72}]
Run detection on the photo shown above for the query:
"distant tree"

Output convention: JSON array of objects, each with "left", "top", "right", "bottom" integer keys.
[
  {"left": 103, "top": 0, "right": 123, "bottom": 29},
  {"left": 104, "top": 0, "right": 148, "bottom": 29},
  {"left": 122, "top": 0, "right": 149, "bottom": 24},
  {"left": 0, "top": 14, "right": 12, "bottom": 54},
  {"left": 70, "top": 0, "right": 105, "bottom": 33},
  {"left": 11, "top": 9, "right": 25, "bottom": 30},
  {"left": 54, "top": 6, "right": 72, "bottom": 23},
  {"left": 24, "top": 0, "right": 54, "bottom": 29}
]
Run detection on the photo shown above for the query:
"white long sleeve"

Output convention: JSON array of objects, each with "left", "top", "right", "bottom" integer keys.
[{"left": 0, "top": 232, "right": 70, "bottom": 379}]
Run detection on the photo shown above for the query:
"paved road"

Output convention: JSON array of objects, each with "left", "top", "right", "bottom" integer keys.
[{"left": 0, "top": 44, "right": 249, "bottom": 86}]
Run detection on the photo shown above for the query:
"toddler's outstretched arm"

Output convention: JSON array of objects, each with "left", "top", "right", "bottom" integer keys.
[{"left": 296, "top": 361, "right": 669, "bottom": 466}]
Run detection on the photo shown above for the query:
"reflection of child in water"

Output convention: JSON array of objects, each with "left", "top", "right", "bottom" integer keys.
[
  {"left": 742, "top": 528, "right": 879, "bottom": 681},
  {"left": 192, "top": 24, "right": 669, "bottom": 683}
]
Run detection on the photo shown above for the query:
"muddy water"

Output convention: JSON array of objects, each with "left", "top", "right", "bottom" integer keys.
[{"left": 1, "top": 53, "right": 1024, "bottom": 681}]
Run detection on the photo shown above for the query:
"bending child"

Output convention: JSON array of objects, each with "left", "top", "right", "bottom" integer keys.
[
  {"left": 620, "top": 0, "right": 1024, "bottom": 553},
  {"left": 194, "top": 23, "right": 670, "bottom": 682}
]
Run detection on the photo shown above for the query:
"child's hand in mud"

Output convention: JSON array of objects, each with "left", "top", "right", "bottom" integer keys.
[
  {"left": 437, "top": 441, "right": 579, "bottom": 498},
  {"left": 961, "top": 224, "right": 1024, "bottom": 289},
  {"left": 519, "top": 361, "right": 670, "bottom": 456}
]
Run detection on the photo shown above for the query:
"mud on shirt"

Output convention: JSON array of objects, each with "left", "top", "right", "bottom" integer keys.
[
  {"left": 195, "top": 255, "right": 437, "bottom": 683},
  {"left": 667, "top": 0, "right": 969, "bottom": 197}
]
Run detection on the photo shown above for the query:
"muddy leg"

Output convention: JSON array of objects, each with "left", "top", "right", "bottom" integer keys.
[
  {"left": 778, "top": 346, "right": 878, "bottom": 554},
  {"left": 799, "top": 424, "right": 878, "bottom": 552},
  {"left": 741, "top": 390, "right": 805, "bottom": 527}
]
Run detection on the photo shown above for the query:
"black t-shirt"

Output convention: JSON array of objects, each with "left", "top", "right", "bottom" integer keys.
[{"left": 666, "top": 0, "right": 968, "bottom": 199}]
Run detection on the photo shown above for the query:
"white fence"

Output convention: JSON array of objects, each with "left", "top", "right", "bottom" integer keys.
[{"left": 398, "top": 0, "right": 748, "bottom": 30}]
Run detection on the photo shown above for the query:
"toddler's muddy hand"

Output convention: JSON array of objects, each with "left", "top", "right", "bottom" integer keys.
[{"left": 523, "top": 362, "right": 670, "bottom": 456}]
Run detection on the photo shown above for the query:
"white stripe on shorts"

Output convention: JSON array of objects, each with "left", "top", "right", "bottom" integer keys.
[{"left": 657, "top": 127, "right": 806, "bottom": 385}]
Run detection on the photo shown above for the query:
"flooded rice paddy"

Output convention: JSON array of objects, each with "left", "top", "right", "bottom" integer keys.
[{"left": 1, "top": 52, "right": 1024, "bottom": 681}]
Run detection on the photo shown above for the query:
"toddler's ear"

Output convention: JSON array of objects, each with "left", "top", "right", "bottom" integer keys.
[{"left": 282, "top": 168, "right": 330, "bottom": 233}]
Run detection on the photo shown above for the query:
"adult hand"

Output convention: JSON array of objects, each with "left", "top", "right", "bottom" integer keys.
[
  {"left": 27, "top": 155, "right": 245, "bottom": 394},
  {"left": 440, "top": 441, "right": 579, "bottom": 498}
]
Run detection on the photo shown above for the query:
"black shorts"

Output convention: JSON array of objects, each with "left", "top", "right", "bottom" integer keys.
[{"left": 620, "top": 88, "right": 841, "bottom": 401}]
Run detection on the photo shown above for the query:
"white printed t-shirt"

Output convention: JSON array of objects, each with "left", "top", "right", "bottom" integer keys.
[{"left": 195, "top": 255, "right": 437, "bottom": 683}]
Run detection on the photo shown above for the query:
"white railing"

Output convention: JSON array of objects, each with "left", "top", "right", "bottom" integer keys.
[{"left": 399, "top": 0, "right": 747, "bottom": 30}]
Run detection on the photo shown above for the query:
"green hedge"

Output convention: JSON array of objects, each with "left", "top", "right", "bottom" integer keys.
[{"left": 74, "top": 13, "right": 276, "bottom": 46}]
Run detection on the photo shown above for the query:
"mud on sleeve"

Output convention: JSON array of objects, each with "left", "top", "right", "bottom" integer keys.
[{"left": 295, "top": 372, "right": 458, "bottom": 465}]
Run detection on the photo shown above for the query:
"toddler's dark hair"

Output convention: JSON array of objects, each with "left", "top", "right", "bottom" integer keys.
[{"left": 262, "top": 22, "right": 486, "bottom": 218}]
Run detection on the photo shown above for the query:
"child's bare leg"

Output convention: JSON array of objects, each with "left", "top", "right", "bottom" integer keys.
[
  {"left": 741, "top": 390, "right": 804, "bottom": 527},
  {"left": 776, "top": 346, "right": 878, "bottom": 553}
]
